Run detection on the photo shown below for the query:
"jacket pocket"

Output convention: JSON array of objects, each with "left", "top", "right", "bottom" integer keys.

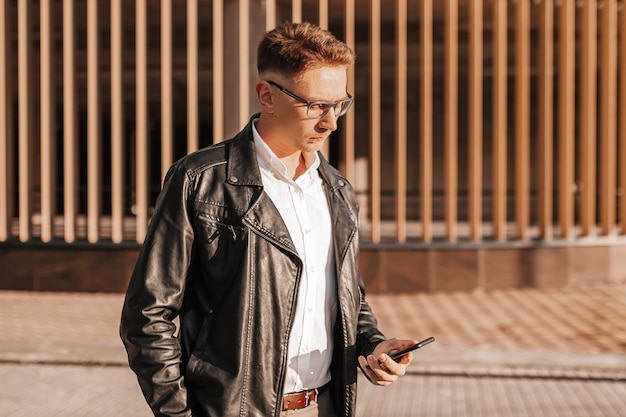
[{"left": 197, "top": 213, "right": 246, "bottom": 243}]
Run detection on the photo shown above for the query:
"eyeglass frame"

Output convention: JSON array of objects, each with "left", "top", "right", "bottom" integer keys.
[{"left": 266, "top": 80, "right": 354, "bottom": 119}]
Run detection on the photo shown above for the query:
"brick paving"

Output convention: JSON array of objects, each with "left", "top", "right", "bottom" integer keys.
[{"left": 1, "top": 282, "right": 626, "bottom": 416}]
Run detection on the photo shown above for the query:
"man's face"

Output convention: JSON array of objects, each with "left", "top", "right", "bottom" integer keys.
[{"left": 268, "top": 66, "right": 350, "bottom": 155}]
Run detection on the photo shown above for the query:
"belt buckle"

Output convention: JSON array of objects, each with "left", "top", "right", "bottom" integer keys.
[{"left": 307, "top": 388, "right": 318, "bottom": 407}]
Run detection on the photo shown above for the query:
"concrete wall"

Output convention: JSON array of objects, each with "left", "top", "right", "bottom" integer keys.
[
  {"left": 1, "top": 243, "right": 625, "bottom": 294},
  {"left": 359, "top": 243, "right": 626, "bottom": 293}
]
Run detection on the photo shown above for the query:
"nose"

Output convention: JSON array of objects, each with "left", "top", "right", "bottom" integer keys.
[{"left": 317, "top": 107, "right": 339, "bottom": 131}]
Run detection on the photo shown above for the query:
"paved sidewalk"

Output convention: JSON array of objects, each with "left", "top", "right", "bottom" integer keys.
[{"left": 1, "top": 282, "right": 626, "bottom": 416}]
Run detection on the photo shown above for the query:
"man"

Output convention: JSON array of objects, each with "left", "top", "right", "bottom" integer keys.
[{"left": 120, "top": 21, "right": 417, "bottom": 417}]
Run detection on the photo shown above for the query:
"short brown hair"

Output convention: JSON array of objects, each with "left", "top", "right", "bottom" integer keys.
[{"left": 257, "top": 21, "right": 355, "bottom": 78}]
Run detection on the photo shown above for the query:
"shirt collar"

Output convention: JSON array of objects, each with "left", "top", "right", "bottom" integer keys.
[{"left": 252, "top": 119, "right": 321, "bottom": 180}]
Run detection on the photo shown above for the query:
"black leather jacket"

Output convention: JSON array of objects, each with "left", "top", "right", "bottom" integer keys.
[{"left": 120, "top": 116, "right": 386, "bottom": 417}]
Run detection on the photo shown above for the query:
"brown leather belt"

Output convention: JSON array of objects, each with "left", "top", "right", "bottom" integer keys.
[{"left": 282, "top": 386, "right": 325, "bottom": 411}]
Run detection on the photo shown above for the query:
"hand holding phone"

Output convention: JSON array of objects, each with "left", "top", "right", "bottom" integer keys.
[
  {"left": 364, "top": 336, "right": 435, "bottom": 369},
  {"left": 388, "top": 336, "right": 435, "bottom": 361}
]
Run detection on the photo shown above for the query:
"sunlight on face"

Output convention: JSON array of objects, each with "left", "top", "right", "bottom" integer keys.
[{"left": 269, "top": 66, "right": 350, "bottom": 156}]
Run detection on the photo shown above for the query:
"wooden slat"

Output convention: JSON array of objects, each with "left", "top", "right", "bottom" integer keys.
[
  {"left": 239, "top": 0, "right": 250, "bottom": 128},
  {"left": 395, "top": 0, "right": 407, "bottom": 243},
  {"left": 579, "top": 0, "right": 597, "bottom": 236},
  {"left": 111, "top": 0, "right": 124, "bottom": 243},
  {"left": 558, "top": 0, "right": 575, "bottom": 239},
  {"left": 492, "top": 0, "right": 507, "bottom": 242},
  {"left": 135, "top": 0, "right": 149, "bottom": 243},
  {"left": 444, "top": 0, "right": 458, "bottom": 242},
  {"left": 599, "top": 0, "right": 618, "bottom": 235},
  {"left": 63, "top": 0, "right": 78, "bottom": 242},
  {"left": 187, "top": 0, "right": 199, "bottom": 153},
  {"left": 537, "top": 0, "right": 554, "bottom": 240},
  {"left": 321, "top": 0, "right": 330, "bottom": 159},
  {"left": 0, "top": 0, "right": 12, "bottom": 241},
  {"left": 17, "top": 0, "right": 31, "bottom": 242},
  {"left": 40, "top": 0, "right": 56, "bottom": 242},
  {"left": 161, "top": 0, "right": 173, "bottom": 175},
  {"left": 370, "top": 0, "right": 381, "bottom": 243},
  {"left": 468, "top": 0, "right": 482, "bottom": 242},
  {"left": 342, "top": 0, "right": 356, "bottom": 184},
  {"left": 213, "top": 0, "right": 224, "bottom": 143},
  {"left": 621, "top": 0, "right": 626, "bottom": 234},
  {"left": 265, "top": 0, "right": 276, "bottom": 30},
  {"left": 292, "top": 0, "right": 302, "bottom": 22},
  {"left": 420, "top": 0, "right": 433, "bottom": 243},
  {"left": 87, "top": 0, "right": 101, "bottom": 243},
  {"left": 319, "top": 0, "right": 328, "bottom": 29},
  {"left": 515, "top": 0, "right": 530, "bottom": 240}
]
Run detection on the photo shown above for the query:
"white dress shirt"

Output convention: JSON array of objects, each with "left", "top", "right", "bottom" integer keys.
[{"left": 252, "top": 122, "right": 337, "bottom": 394}]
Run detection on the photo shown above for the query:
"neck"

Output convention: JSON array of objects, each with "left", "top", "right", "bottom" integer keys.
[{"left": 283, "top": 152, "right": 307, "bottom": 180}]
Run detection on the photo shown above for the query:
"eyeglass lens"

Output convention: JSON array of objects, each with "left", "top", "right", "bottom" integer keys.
[{"left": 307, "top": 99, "right": 352, "bottom": 119}]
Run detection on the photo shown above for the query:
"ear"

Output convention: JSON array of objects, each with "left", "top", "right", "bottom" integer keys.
[{"left": 256, "top": 81, "right": 275, "bottom": 113}]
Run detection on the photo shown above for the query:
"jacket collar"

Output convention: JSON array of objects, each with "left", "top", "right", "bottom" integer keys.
[
  {"left": 230, "top": 115, "right": 357, "bottom": 259},
  {"left": 225, "top": 114, "right": 347, "bottom": 193}
]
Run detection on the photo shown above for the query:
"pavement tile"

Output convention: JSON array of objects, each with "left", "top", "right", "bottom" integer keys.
[
  {"left": 1, "top": 283, "right": 626, "bottom": 416},
  {"left": 1, "top": 282, "right": 626, "bottom": 372}
]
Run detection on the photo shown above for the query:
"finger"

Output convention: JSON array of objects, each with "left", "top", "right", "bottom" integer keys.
[
  {"left": 378, "top": 353, "right": 406, "bottom": 376},
  {"left": 389, "top": 351, "right": 413, "bottom": 366},
  {"left": 367, "top": 355, "right": 399, "bottom": 384}
]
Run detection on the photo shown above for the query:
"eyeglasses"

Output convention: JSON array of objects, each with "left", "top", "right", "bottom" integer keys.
[{"left": 267, "top": 80, "right": 354, "bottom": 119}]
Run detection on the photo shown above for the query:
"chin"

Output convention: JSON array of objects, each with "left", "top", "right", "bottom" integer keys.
[{"left": 306, "top": 141, "right": 325, "bottom": 152}]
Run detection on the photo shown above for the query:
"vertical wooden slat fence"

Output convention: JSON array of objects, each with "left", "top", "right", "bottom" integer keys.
[
  {"left": 444, "top": 0, "right": 458, "bottom": 243},
  {"left": 492, "top": 0, "right": 507, "bottom": 242},
  {"left": 515, "top": 0, "right": 530, "bottom": 241},
  {"left": 17, "top": 0, "right": 32, "bottom": 243},
  {"left": 394, "top": 0, "right": 407, "bottom": 243},
  {"left": 111, "top": 0, "right": 124, "bottom": 243},
  {"left": 40, "top": 0, "right": 55, "bottom": 243},
  {"left": 213, "top": 0, "right": 224, "bottom": 144},
  {"left": 62, "top": 0, "right": 77, "bottom": 243},
  {"left": 599, "top": 0, "right": 618, "bottom": 236},
  {"left": 537, "top": 0, "right": 554, "bottom": 241},
  {"left": 342, "top": 0, "right": 355, "bottom": 185},
  {"left": 420, "top": 0, "right": 433, "bottom": 243},
  {"left": 1, "top": 0, "right": 626, "bottom": 247},
  {"left": 340, "top": 0, "right": 356, "bottom": 183},
  {"left": 621, "top": 0, "right": 626, "bottom": 235},
  {"left": 0, "top": 0, "right": 11, "bottom": 242},
  {"left": 187, "top": 0, "right": 199, "bottom": 153},
  {"left": 579, "top": 0, "right": 597, "bottom": 236},
  {"left": 238, "top": 0, "right": 250, "bottom": 129},
  {"left": 369, "top": 0, "right": 381, "bottom": 243},
  {"left": 135, "top": 0, "right": 148, "bottom": 243},
  {"left": 468, "top": 0, "right": 482, "bottom": 242},
  {"left": 160, "top": 0, "right": 173, "bottom": 176},
  {"left": 559, "top": 0, "right": 575, "bottom": 239},
  {"left": 87, "top": 0, "right": 101, "bottom": 243}
]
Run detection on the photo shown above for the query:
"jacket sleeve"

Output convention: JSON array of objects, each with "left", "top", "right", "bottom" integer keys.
[
  {"left": 120, "top": 164, "right": 195, "bottom": 417},
  {"left": 355, "top": 282, "right": 386, "bottom": 358}
]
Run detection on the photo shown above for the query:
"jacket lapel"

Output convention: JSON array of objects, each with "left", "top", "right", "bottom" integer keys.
[
  {"left": 226, "top": 117, "right": 357, "bottom": 260},
  {"left": 318, "top": 159, "right": 358, "bottom": 265},
  {"left": 226, "top": 117, "right": 297, "bottom": 255}
]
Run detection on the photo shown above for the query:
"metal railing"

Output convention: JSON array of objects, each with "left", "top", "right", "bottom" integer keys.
[{"left": 1, "top": 0, "right": 625, "bottom": 246}]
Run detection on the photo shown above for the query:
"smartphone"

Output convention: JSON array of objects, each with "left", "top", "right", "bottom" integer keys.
[
  {"left": 364, "top": 336, "right": 435, "bottom": 369},
  {"left": 389, "top": 336, "right": 435, "bottom": 361}
]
